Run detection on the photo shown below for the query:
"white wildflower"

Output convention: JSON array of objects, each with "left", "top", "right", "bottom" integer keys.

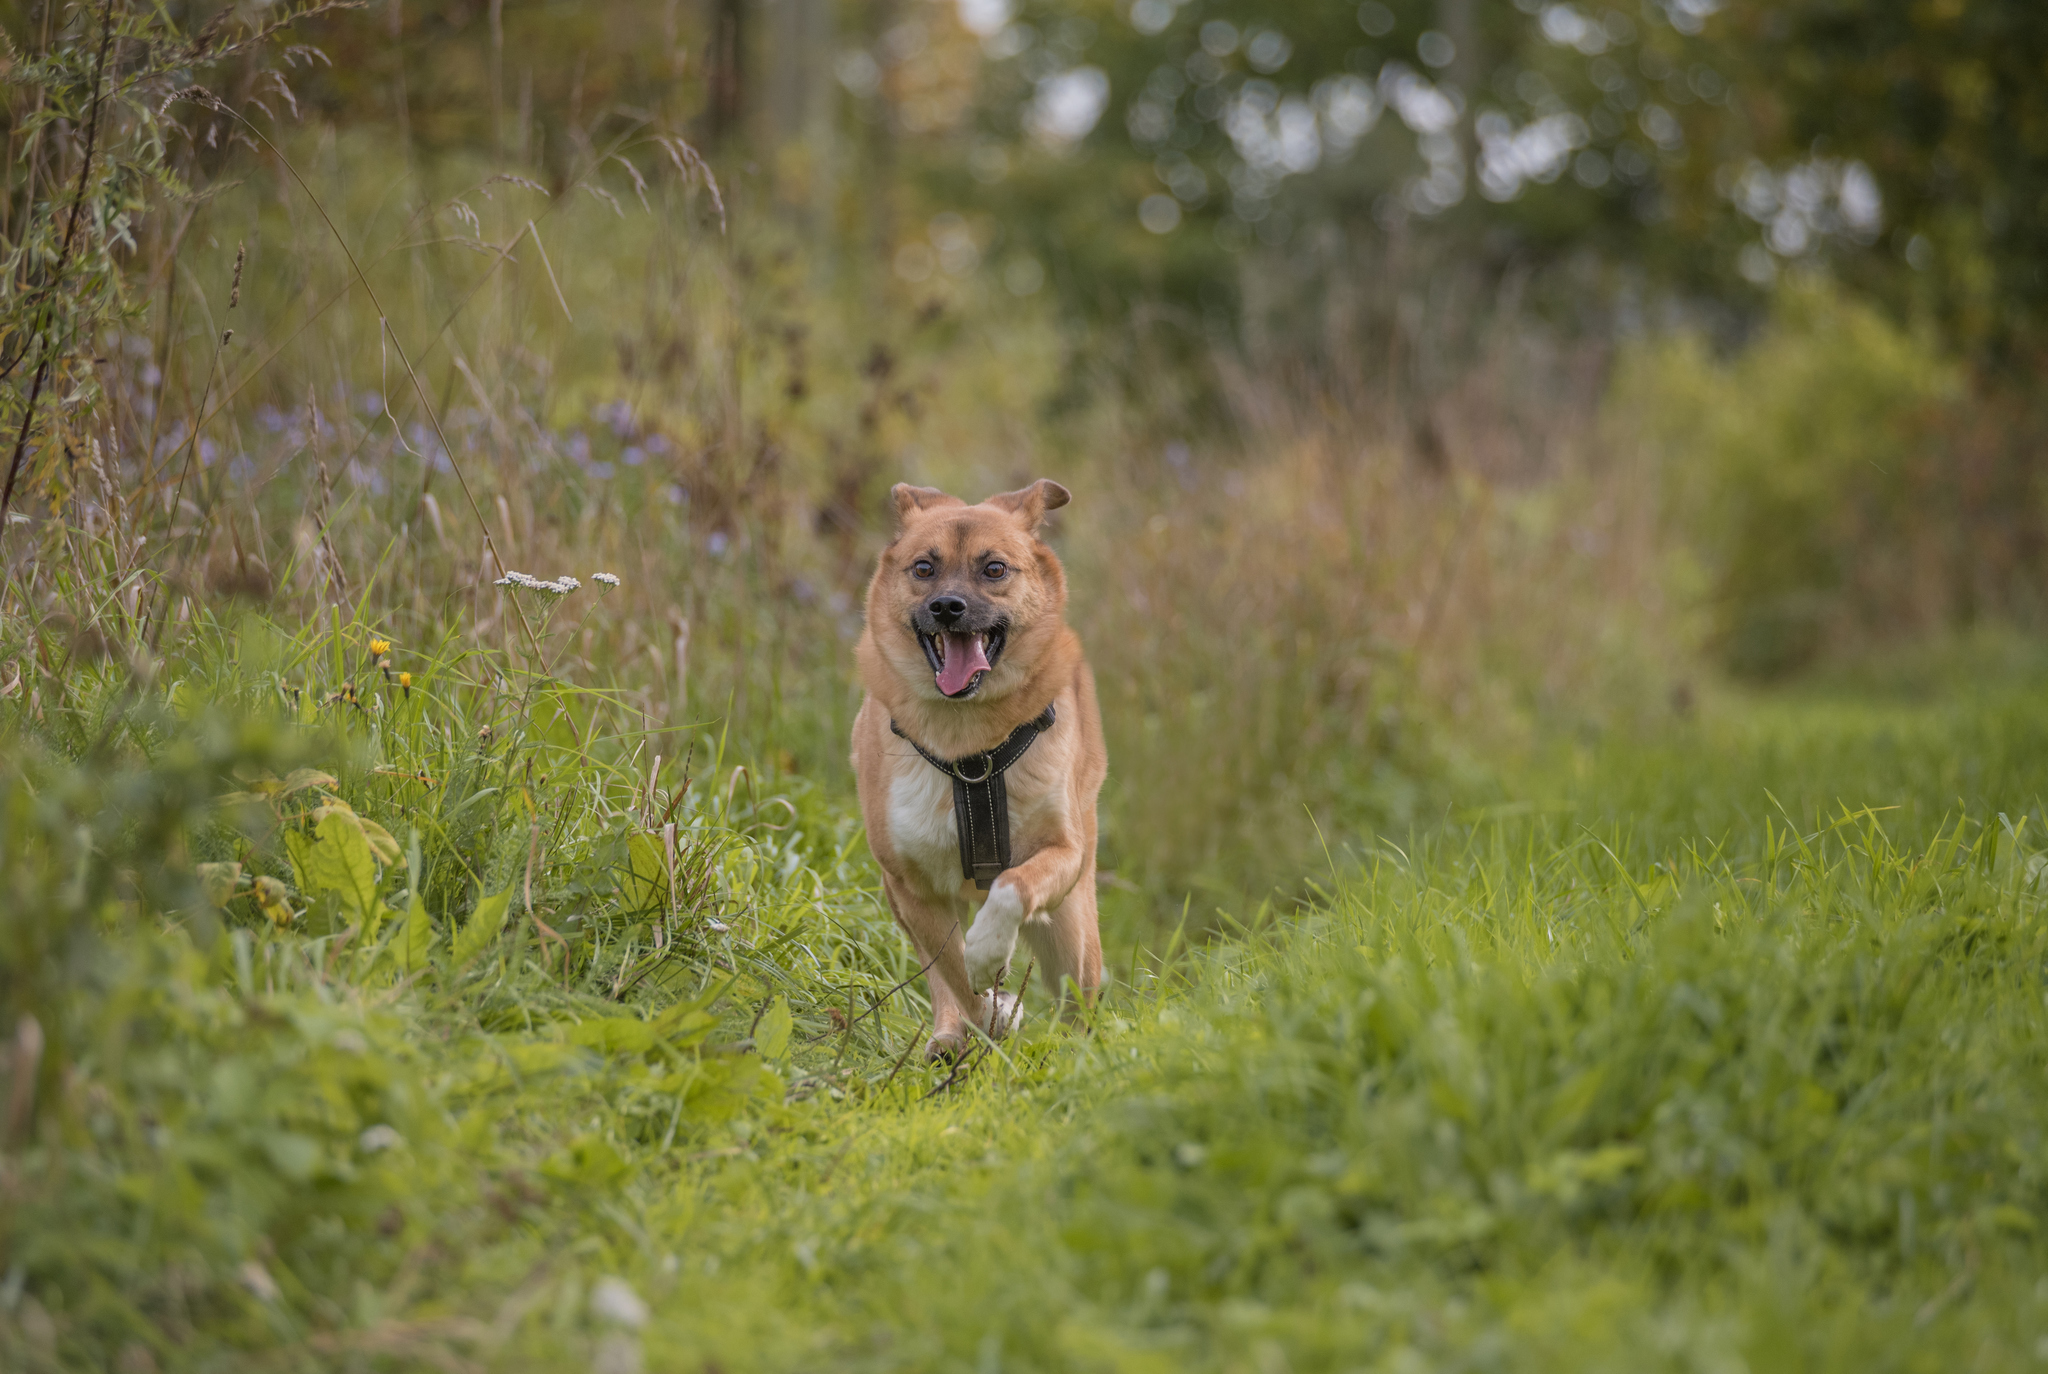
[
  {"left": 238, "top": 1260, "right": 281, "bottom": 1303},
  {"left": 589, "top": 1276, "right": 649, "bottom": 1328},
  {"left": 358, "top": 1124, "right": 404, "bottom": 1152},
  {"left": 496, "top": 570, "right": 586, "bottom": 595},
  {"left": 593, "top": 572, "right": 621, "bottom": 589}
]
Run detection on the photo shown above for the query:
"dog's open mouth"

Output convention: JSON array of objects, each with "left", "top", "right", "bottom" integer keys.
[{"left": 919, "top": 626, "right": 1006, "bottom": 698}]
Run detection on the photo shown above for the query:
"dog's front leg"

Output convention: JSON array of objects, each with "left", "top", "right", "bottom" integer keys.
[
  {"left": 964, "top": 836, "right": 1086, "bottom": 993},
  {"left": 881, "top": 872, "right": 1006, "bottom": 1060}
]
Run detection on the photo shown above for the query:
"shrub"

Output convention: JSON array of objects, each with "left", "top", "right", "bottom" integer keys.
[{"left": 1618, "top": 282, "right": 1967, "bottom": 678}]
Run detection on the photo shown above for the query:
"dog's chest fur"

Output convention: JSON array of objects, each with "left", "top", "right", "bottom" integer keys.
[{"left": 883, "top": 726, "right": 1071, "bottom": 900}]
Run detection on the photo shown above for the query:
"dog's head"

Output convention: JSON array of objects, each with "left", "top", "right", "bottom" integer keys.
[{"left": 863, "top": 479, "right": 1071, "bottom": 703}]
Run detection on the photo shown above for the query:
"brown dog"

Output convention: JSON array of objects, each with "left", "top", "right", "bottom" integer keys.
[{"left": 851, "top": 480, "right": 1106, "bottom": 1060}]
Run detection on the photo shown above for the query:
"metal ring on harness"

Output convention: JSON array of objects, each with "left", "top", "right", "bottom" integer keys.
[{"left": 889, "top": 702, "right": 1058, "bottom": 887}]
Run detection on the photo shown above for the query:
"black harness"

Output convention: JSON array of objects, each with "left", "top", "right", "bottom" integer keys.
[{"left": 891, "top": 703, "right": 1058, "bottom": 889}]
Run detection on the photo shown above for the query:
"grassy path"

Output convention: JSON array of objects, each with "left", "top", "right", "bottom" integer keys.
[
  {"left": 10, "top": 660, "right": 2048, "bottom": 1371},
  {"left": 649, "top": 671, "right": 2048, "bottom": 1373}
]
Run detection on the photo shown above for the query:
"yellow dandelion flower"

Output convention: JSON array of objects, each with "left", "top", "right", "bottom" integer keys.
[
  {"left": 369, "top": 637, "right": 391, "bottom": 657},
  {"left": 399, "top": 671, "right": 412, "bottom": 699}
]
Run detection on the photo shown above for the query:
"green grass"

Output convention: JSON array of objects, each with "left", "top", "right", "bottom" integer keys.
[{"left": 7, "top": 619, "right": 2048, "bottom": 1371}]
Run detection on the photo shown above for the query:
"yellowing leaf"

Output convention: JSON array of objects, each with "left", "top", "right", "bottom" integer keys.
[
  {"left": 754, "top": 995, "right": 793, "bottom": 1062},
  {"left": 356, "top": 817, "right": 402, "bottom": 866},
  {"left": 252, "top": 875, "right": 296, "bottom": 926},
  {"left": 453, "top": 885, "right": 514, "bottom": 967},
  {"left": 280, "top": 768, "right": 339, "bottom": 796}
]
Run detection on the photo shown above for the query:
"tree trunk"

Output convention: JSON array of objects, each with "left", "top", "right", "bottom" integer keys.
[{"left": 706, "top": 0, "right": 745, "bottom": 145}]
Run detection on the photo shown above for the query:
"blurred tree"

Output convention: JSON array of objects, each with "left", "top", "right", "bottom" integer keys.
[
  {"left": 1714, "top": 0, "right": 2048, "bottom": 358},
  {"left": 11, "top": 0, "right": 2045, "bottom": 364},
  {"left": 707, "top": 0, "right": 747, "bottom": 144},
  {"left": 905, "top": 0, "right": 2048, "bottom": 357}
]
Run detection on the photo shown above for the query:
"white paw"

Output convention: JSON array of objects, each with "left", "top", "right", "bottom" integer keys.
[
  {"left": 979, "top": 990, "right": 1023, "bottom": 1041},
  {"left": 964, "top": 881, "right": 1026, "bottom": 991}
]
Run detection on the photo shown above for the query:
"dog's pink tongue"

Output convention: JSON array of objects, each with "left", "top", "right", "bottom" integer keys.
[{"left": 937, "top": 632, "right": 991, "bottom": 695}]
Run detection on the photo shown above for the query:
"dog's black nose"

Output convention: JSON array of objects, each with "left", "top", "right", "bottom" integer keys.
[{"left": 928, "top": 595, "right": 968, "bottom": 626}]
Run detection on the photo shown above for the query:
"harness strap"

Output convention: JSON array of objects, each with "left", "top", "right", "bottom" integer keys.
[{"left": 891, "top": 702, "right": 1058, "bottom": 889}]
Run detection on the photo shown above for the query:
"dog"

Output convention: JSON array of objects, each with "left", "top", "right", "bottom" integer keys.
[{"left": 851, "top": 479, "right": 1106, "bottom": 1061}]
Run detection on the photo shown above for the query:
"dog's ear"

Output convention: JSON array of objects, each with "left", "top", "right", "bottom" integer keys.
[
  {"left": 890, "top": 483, "right": 963, "bottom": 527},
  {"left": 985, "top": 479, "right": 1071, "bottom": 534}
]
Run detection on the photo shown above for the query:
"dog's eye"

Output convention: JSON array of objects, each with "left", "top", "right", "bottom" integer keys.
[
  {"left": 912, "top": 559, "right": 934, "bottom": 579},
  {"left": 983, "top": 561, "right": 1007, "bottom": 580}
]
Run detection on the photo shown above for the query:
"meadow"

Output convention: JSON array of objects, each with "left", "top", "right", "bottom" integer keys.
[
  {"left": 6, "top": 2, "right": 2048, "bottom": 1369},
  {"left": 9, "top": 602, "right": 2048, "bottom": 1372}
]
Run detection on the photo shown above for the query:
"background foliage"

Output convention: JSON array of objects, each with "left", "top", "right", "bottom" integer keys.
[{"left": 2, "top": 0, "right": 2047, "bottom": 1368}]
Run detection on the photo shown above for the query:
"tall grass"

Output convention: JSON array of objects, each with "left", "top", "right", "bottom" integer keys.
[
  {"left": 527, "top": 673, "right": 2048, "bottom": 1373},
  {"left": 10, "top": 633, "right": 2043, "bottom": 1369},
  {"left": 3, "top": 103, "right": 1684, "bottom": 922}
]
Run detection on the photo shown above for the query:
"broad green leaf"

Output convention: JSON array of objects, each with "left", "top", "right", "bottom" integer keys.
[
  {"left": 754, "top": 995, "right": 793, "bottom": 1062},
  {"left": 566, "top": 1018, "right": 658, "bottom": 1056},
  {"left": 652, "top": 1005, "right": 718, "bottom": 1047},
  {"left": 395, "top": 892, "right": 433, "bottom": 973},
  {"left": 453, "top": 885, "right": 514, "bottom": 967},
  {"left": 620, "top": 831, "right": 668, "bottom": 914},
  {"left": 680, "top": 1057, "right": 776, "bottom": 1124},
  {"left": 360, "top": 892, "right": 427, "bottom": 984},
  {"left": 464, "top": 1039, "right": 580, "bottom": 1091},
  {"left": 258, "top": 1131, "right": 322, "bottom": 1183},
  {"left": 504, "top": 1041, "right": 579, "bottom": 1076},
  {"left": 286, "top": 811, "right": 379, "bottom": 919},
  {"left": 541, "top": 1133, "right": 628, "bottom": 1188}
]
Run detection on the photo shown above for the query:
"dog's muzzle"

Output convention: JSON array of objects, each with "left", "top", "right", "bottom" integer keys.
[{"left": 916, "top": 622, "right": 1008, "bottom": 699}]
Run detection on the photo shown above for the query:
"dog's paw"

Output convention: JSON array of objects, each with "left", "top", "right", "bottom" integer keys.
[
  {"left": 964, "top": 882, "right": 1026, "bottom": 991},
  {"left": 964, "top": 943, "right": 1011, "bottom": 996},
  {"left": 981, "top": 989, "right": 1023, "bottom": 1041},
  {"left": 925, "top": 1028, "right": 968, "bottom": 1063}
]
